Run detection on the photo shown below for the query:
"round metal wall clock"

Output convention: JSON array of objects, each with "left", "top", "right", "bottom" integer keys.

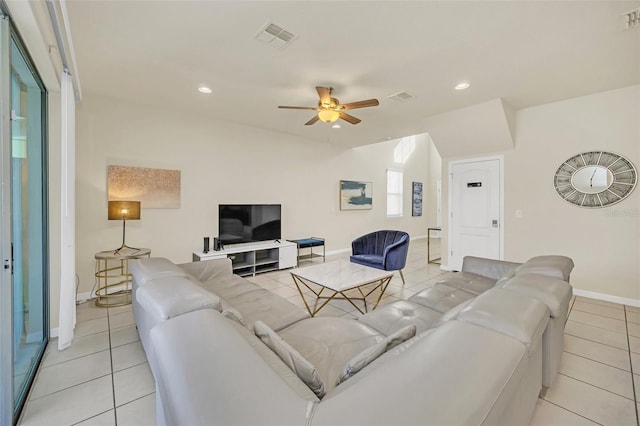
[{"left": 554, "top": 151, "right": 637, "bottom": 208}]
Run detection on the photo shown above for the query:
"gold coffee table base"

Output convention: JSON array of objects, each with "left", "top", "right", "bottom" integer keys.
[{"left": 290, "top": 260, "right": 395, "bottom": 317}]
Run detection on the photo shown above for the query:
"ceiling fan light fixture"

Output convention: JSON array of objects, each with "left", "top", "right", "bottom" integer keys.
[{"left": 318, "top": 109, "right": 340, "bottom": 123}]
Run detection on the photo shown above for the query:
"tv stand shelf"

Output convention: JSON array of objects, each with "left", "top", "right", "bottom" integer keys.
[{"left": 193, "top": 240, "right": 297, "bottom": 277}]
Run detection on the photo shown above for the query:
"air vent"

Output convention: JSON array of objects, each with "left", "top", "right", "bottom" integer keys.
[
  {"left": 624, "top": 8, "right": 640, "bottom": 29},
  {"left": 387, "top": 91, "right": 415, "bottom": 103},
  {"left": 255, "top": 21, "right": 297, "bottom": 49}
]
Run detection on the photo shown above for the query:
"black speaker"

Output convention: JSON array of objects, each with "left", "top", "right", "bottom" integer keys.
[
  {"left": 203, "top": 237, "right": 210, "bottom": 253},
  {"left": 214, "top": 237, "right": 221, "bottom": 251}
]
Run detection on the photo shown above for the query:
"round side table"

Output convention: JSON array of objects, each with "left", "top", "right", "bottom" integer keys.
[{"left": 94, "top": 248, "right": 151, "bottom": 307}]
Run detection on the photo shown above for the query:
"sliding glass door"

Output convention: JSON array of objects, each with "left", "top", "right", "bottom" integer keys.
[{"left": 0, "top": 9, "right": 48, "bottom": 424}]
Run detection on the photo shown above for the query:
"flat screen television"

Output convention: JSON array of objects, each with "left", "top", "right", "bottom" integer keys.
[{"left": 218, "top": 204, "right": 281, "bottom": 245}]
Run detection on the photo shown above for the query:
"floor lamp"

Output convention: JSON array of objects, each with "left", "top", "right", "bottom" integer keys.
[{"left": 108, "top": 201, "right": 141, "bottom": 254}]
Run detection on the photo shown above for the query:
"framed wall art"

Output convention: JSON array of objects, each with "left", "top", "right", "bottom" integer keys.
[
  {"left": 340, "top": 180, "right": 373, "bottom": 210},
  {"left": 107, "top": 165, "right": 181, "bottom": 208},
  {"left": 412, "top": 182, "right": 423, "bottom": 216}
]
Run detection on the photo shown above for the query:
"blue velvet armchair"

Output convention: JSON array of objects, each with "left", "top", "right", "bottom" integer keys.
[{"left": 350, "top": 230, "right": 410, "bottom": 284}]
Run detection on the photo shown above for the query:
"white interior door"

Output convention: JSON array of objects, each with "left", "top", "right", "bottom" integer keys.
[{"left": 449, "top": 157, "right": 503, "bottom": 271}]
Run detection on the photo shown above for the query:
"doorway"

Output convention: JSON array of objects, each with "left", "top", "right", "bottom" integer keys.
[{"left": 448, "top": 156, "right": 503, "bottom": 271}]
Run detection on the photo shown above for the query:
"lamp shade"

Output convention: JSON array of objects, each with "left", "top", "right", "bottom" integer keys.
[
  {"left": 317, "top": 109, "right": 340, "bottom": 123},
  {"left": 108, "top": 201, "right": 141, "bottom": 220}
]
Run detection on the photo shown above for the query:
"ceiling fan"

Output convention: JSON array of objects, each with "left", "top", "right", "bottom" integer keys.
[{"left": 278, "top": 86, "right": 379, "bottom": 125}]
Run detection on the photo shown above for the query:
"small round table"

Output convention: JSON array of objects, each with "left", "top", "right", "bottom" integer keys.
[{"left": 94, "top": 248, "right": 151, "bottom": 307}]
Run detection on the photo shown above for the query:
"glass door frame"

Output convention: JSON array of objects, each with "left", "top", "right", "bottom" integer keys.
[
  {"left": 0, "top": 11, "right": 14, "bottom": 426},
  {"left": 0, "top": 5, "right": 49, "bottom": 424}
]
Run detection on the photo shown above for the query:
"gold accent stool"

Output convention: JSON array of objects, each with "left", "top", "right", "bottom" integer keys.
[{"left": 94, "top": 247, "right": 150, "bottom": 307}]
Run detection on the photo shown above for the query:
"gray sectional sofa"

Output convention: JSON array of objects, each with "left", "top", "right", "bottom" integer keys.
[{"left": 130, "top": 253, "right": 573, "bottom": 426}]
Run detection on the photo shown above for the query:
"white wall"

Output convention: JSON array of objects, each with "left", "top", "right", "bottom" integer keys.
[
  {"left": 74, "top": 93, "right": 433, "bottom": 296},
  {"left": 441, "top": 85, "right": 640, "bottom": 302}
]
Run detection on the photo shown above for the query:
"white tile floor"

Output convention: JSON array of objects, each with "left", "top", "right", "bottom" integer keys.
[{"left": 17, "top": 239, "right": 640, "bottom": 425}]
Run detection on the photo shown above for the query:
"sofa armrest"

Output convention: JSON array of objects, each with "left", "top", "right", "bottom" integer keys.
[
  {"left": 461, "top": 256, "right": 521, "bottom": 281},
  {"left": 178, "top": 258, "right": 232, "bottom": 282}
]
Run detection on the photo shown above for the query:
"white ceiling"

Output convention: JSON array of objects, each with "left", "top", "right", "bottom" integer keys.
[{"left": 65, "top": 1, "right": 640, "bottom": 148}]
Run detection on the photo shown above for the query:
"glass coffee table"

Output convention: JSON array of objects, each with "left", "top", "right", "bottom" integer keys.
[{"left": 290, "top": 260, "right": 394, "bottom": 317}]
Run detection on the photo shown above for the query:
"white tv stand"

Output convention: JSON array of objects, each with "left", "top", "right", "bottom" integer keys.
[{"left": 192, "top": 240, "right": 297, "bottom": 277}]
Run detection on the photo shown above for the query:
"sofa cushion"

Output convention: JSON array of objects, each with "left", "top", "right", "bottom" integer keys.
[
  {"left": 254, "top": 320, "right": 326, "bottom": 399},
  {"left": 277, "top": 317, "right": 384, "bottom": 395},
  {"left": 200, "top": 273, "right": 308, "bottom": 331},
  {"left": 516, "top": 255, "right": 574, "bottom": 281},
  {"left": 129, "top": 257, "right": 190, "bottom": 287},
  {"left": 350, "top": 254, "right": 384, "bottom": 267},
  {"left": 359, "top": 300, "right": 441, "bottom": 335},
  {"left": 408, "top": 283, "right": 476, "bottom": 313},
  {"left": 135, "top": 275, "right": 221, "bottom": 322},
  {"left": 438, "top": 272, "right": 497, "bottom": 295},
  {"left": 337, "top": 324, "right": 416, "bottom": 385}
]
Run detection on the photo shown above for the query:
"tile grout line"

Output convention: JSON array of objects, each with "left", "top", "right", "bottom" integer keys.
[
  {"left": 567, "top": 318, "right": 628, "bottom": 337},
  {"left": 107, "top": 308, "right": 119, "bottom": 426},
  {"left": 564, "top": 331, "right": 628, "bottom": 353},
  {"left": 571, "top": 307, "right": 626, "bottom": 321},
  {"left": 624, "top": 306, "right": 640, "bottom": 426},
  {"left": 554, "top": 371, "right": 636, "bottom": 402},
  {"left": 538, "top": 398, "right": 604, "bottom": 426},
  {"left": 563, "top": 349, "right": 634, "bottom": 375}
]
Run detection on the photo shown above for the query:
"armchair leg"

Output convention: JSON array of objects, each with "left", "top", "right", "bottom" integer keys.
[{"left": 399, "top": 270, "right": 406, "bottom": 285}]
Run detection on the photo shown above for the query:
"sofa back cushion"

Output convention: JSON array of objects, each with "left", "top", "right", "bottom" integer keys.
[
  {"left": 130, "top": 257, "right": 190, "bottom": 287},
  {"left": 516, "top": 255, "right": 574, "bottom": 282},
  {"left": 254, "top": 320, "right": 326, "bottom": 399},
  {"left": 461, "top": 256, "right": 521, "bottom": 282},
  {"left": 498, "top": 273, "right": 572, "bottom": 319},
  {"left": 135, "top": 275, "right": 221, "bottom": 322},
  {"left": 178, "top": 258, "right": 232, "bottom": 282}
]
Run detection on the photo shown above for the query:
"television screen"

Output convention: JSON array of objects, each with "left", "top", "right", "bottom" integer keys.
[{"left": 218, "top": 204, "right": 281, "bottom": 245}]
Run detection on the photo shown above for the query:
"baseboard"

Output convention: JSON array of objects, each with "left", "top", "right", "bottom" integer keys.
[
  {"left": 76, "top": 283, "right": 130, "bottom": 303},
  {"left": 573, "top": 288, "right": 640, "bottom": 308},
  {"left": 325, "top": 247, "right": 351, "bottom": 257},
  {"left": 76, "top": 290, "right": 94, "bottom": 303}
]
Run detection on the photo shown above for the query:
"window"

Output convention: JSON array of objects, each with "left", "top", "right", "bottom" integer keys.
[
  {"left": 394, "top": 135, "right": 416, "bottom": 164},
  {"left": 387, "top": 169, "right": 403, "bottom": 217}
]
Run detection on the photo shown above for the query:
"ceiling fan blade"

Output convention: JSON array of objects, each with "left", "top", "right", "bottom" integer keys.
[
  {"left": 339, "top": 112, "right": 361, "bottom": 125},
  {"left": 305, "top": 115, "right": 320, "bottom": 125},
  {"left": 339, "top": 99, "right": 379, "bottom": 110},
  {"left": 316, "top": 86, "right": 332, "bottom": 105},
  {"left": 278, "top": 106, "right": 318, "bottom": 110}
]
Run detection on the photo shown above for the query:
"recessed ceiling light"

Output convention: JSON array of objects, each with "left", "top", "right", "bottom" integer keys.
[
  {"left": 198, "top": 86, "right": 212, "bottom": 94},
  {"left": 454, "top": 81, "right": 470, "bottom": 91},
  {"left": 332, "top": 124, "right": 341, "bottom": 129}
]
